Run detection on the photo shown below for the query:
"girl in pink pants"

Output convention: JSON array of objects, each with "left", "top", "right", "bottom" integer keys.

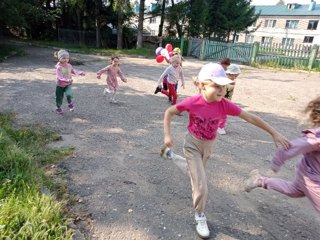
[{"left": 245, "top": 96, "right": 320, "bottom": 214}]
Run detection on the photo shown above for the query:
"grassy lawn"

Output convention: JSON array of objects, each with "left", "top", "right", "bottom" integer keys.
[
  {"left": 0, "top": 112, "right": 74, "bottom": 239},
  {"left": 29, "top": 40, "right": 156, "bottom": 58},
  {"left": 0, "top": 44, "right": 25, "bottom": 61}
]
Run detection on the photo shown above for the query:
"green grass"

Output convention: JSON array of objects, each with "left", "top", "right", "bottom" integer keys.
[
  {"left": 0, "top": 44, "right": 25, "bottom": 61},
  {"left": 0, "top": 112, "right": 74, "bottom": 239},
  {"left": 29, "top": 40, "right": 155, "bottom": 58}
]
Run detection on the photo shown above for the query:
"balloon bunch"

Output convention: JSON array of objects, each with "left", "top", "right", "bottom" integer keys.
[{"left": 155, "top": 44, "right": 173, "bottom": 63}]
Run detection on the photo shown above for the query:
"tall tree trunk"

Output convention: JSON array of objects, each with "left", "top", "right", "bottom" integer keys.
[
  {"left": 117, "top": 6, "right": 123, "bottom": 49},
  {"left": 158, "top": 0, "right": 166, "bottom": 37},
  {"left": 136, "top": 0, "right": 145, "bottom": 49},
  {"left": 95, "top": 0, "right": 101, "bottom": 48}
]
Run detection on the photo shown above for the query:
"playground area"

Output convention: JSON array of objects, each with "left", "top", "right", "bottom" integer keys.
[{"left": 0, "top": 44, "right": 319, "bottom": 239}]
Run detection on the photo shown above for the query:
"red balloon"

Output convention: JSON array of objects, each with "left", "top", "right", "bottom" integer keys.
[
  {"left": 156, "top": 55, "right": 165, "bottom": 63},
  {"left": 165, "top": 44, "right": 173, "bottom": 52}
]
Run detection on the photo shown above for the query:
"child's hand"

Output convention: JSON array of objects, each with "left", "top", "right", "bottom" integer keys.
[
  {"left": 123, "top": 79, "right": 127, "bottom": 83},
  {"left": 97, "top": 75, "right": 101, "bottom": 79},
  {"left": 79, "top": 71, "right": 85, "bottom": 76},
  {"left": 68, "top": 79, "right": 73, "bottom": 83},
  {"left": 272, "top": 132, "right": 290, "bottom": 150},
  {"left": 164, "top": 135, "right": 173, "bottom": 148},
  {"left": 182, "top": 83, "right": 185, "bottom": 89}
]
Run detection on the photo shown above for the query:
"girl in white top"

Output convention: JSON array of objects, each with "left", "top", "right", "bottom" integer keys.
[{"left": 154, "top": 55, "right": 185, "bottom": 105}]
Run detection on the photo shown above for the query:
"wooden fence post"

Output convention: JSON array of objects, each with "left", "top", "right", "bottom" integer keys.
[
  {"left": 308, "top": 44, "right": 319, "bottom": 70},
  {"left": 199, "top": 39, "right": 207, "bottom": 60},
  {"left": 180, "top": 37, "right": 185, "bottom": 55},
  {"left": 187, "top": 38, "right": 193, "bottom": 56},
  {"left": 250, "top": 41, "right": 259, "bottom": 65}
]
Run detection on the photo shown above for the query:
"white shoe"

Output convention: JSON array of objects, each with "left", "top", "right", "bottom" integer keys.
[
  {"left": 103, "top": 88, "right": 112, "bottom": 95},
  {"left": 160, "top": 146, "right": 173, "bottom": 159},
  {"left": 244, "top": 169, "right": 262, "bottom": 192},
  {"left": 217, "top": 127, "right": 226, "bottom": 135},
  {"left": 195, "top": 212, "right": 210, "bottom": 239}
]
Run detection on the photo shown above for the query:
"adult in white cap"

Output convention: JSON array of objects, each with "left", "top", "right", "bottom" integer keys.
[
  {"left": 218, "top": 64, "right": 241, "bottom": 135},
  {"left": 158, "top": 68, "right": 290, "bottom": 238}
]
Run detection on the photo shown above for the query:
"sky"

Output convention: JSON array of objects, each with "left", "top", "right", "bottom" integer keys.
[{"left": 251, "top": 0, "right": 314, "bottom": 5}]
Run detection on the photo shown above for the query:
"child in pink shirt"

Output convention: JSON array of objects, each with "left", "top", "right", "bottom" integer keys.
[
  {"left": 97, "top": 56, "right": 127, "bottom": 103},
  {"left": 55, "top": 50, "right": 85, "bottom": 114},
  {"left": 160, "top": 68, "right": 290, "bottom": 239},
  {"left": 245, "top": 96, "right": 320, "bottom": 214}
]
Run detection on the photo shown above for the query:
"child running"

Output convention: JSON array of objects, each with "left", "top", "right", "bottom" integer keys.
[
  {"left": 160, "top": 68, "right": 290, "bottom": 238},
  {"left": 55, "top": 49, "right": 85, "bottom": 114},
  {"left": 244, "top": 96, "right": 320, "bottom": 214},
  {"left": 154, "top": 55, "right": 185, "bottom": 105},
  {"left": 97, "top": 56, "right": 127, "bottom": 103},
  {"left": 218, "top": 64, "right": 241, "bottom": 135}
]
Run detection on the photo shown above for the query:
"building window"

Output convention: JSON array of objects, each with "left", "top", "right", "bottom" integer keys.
[
  {"left": 307, "top": 20, "right": 318, "bottom": 30},
  {"left": 264, "top": 20, "right": 276, "bottom": 28},
  {"left": 246, "top": 35, "right": 254, "bottom": 43},
  {"left": 285, "top": 20, "right": 299, "bottom": 29},
  {"left": 149, "top": 17, "right": 156, "bottom": 24},
  {"left": 151, "top": 30, "right": 156, "bottom": 36},
  {"left": 303, "top": 36, "right": 314, "bottom": 43},
  {"left": 261, "top": 36, "right": 273, "bottom": 45},
  {"left": 282, "top": 38, "right": 294, "bottom": 46}
]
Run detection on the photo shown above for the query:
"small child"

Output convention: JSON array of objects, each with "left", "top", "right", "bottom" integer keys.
[
  {"left": 160, "top": 68, "right": 290, "bottom": 238},
  {"left": 55, "top": 49, "right": 85, "bottom": 114},
  {"left": 154, "top": 55, "right": 185, "bottom": 105},
  {"left": 218, "top": 64, "right": 241, "bottom": 135},
  {"left": 244, "top": 96, "right": 320, "bottom": 214},
  {"left": 97, "top": 56, "right": 127, "bottom": 103}
]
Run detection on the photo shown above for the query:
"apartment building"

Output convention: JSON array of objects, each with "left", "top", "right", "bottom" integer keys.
[{"left": 238, "top": 1, "right": 320, "bottom": 45}]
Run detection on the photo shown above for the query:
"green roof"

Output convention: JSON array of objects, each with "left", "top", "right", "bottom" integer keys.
[{"left": 255, "top": 3, "right": 320, "bottom": 16}]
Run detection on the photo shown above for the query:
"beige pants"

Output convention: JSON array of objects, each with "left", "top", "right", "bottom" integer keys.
[{"left": 182, "top": 132, "right": 215, "bottom": 212}]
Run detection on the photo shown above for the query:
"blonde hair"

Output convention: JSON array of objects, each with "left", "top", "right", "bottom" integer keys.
[
  {"left": 170, "top": 55, "right": 181, "bottom": 64},
  {"left": 304, "top": 96, "right": 320, "bottom": 127}
]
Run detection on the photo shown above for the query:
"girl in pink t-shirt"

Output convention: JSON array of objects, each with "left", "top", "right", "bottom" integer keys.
[
  {"left": 244, "top": 96, "right": 320, "bottom": 214},
  {"left": 97, "top": 56, "right": 127, "bottom": 103},
  {"left": 160, "top": 73, "right": 290, "bottom": 239}
]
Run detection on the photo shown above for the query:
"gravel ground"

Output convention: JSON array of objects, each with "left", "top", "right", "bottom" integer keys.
[{"left": 0, "top": 43, "right": 319, "bottom": 240}]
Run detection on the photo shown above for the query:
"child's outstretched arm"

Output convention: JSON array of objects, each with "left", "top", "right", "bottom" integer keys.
[
  {"left": 96, "top": 66, "right": 110, "bottom": 79},
  {"left": 163, "top": 105, "right": 180, "bottom": 147},
  {"left": 272, "top": 133, "right": 320, "bottom": 172},
  {"left": 238, "top": 110, "right": 290, "bottom": 149}
]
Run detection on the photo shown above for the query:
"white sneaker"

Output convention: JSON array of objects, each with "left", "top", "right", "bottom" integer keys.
[
  {"left": 217, "top": 127, "right": 226, "bottom": 135},
  {"left": 103, "top": 88, "right": 112, "bottom": 95},
  {"left": 244, "top": 169, "right": 262, "bottom": 192},
  {"left": 160, "top": 146, "right": 173, "bottom": 160},
  {"left": 109, "top": 98, "right": 118, "bottom": 103},
  {"left": 195, "top": 212, "right": 210, "bottom": 239}
]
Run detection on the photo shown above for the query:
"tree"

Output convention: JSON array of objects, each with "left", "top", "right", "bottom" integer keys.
[{"left": 136, "top": 0, "right": 145, "bottom": 48}]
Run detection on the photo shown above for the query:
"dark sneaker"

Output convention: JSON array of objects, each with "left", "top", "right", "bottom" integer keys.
[
  {"left": 56, "top": 107, "right": 63, "bottom": 114},
  {"left": 154, "top": 86, "right": 162, "bottom": 94},
  {"left": 168, "top": 96, "right": 172, "bottom": 102},
  {"left": 68, "top": 103, "right": 74, "bottom": 112}
]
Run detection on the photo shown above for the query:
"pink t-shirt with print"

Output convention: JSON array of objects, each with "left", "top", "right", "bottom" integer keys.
[{"left": 176, "top": 95, "right": 241, "bottom": 141}]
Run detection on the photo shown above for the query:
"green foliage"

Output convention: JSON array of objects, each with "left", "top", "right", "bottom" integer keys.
[
  {"left": 0, "top": 112, "right": 74, "bottom": 238},
  {"left": 0, "top": 44, "right": 26, "bottom": 62}
]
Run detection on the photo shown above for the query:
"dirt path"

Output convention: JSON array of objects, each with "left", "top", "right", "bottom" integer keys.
[{"left": 0, "top": 44, "right": 319, "bottom": 240}]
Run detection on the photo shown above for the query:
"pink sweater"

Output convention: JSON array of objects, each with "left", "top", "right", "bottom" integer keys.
[
  {"left": 271, "top": 127, "right": 320, "bottom": 182},
  {"left": 56, "top": 63, "right": 83, "bottom": 87}
]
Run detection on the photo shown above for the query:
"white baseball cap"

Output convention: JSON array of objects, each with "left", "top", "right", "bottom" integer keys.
[
  {"left": 198, "top": 63, "right": 234, "bottom": 85},
  {"left": 226, "top": 64, "right": 241, "bottom": 74}
]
